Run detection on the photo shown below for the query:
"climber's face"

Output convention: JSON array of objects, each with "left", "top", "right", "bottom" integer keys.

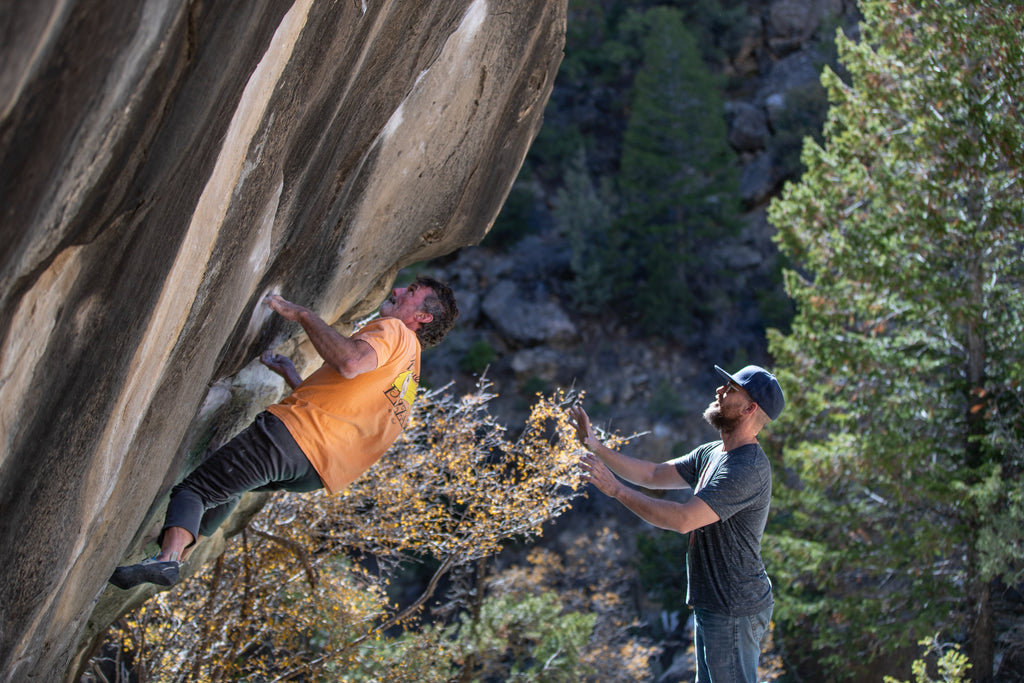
[{"left": 380, "top": 282, "right": 435, "bottom": 330}]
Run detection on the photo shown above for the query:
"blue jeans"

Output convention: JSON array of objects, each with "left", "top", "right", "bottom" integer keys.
[{"left": 693, "top": 605, "right": 772, "bottom": 683}]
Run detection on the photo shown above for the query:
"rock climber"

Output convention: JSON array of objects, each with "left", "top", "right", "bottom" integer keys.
[{"left": 110, "top": 275, "right": 458, "bottom": 589}]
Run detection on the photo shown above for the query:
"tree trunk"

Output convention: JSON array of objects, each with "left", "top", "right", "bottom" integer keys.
[
  {"left": 963, "top": 254, "right": 986, "bottom": 471},
  {"left": 964, "top": 245, "right": 993, "bottom": 681},
  {"left": 967, "top": 572, "right": 994, "bottom": 683}
]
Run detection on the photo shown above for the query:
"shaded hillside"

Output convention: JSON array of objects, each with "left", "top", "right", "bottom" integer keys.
[{"left": 426, "top": 0, "right": 861, "bottom": 433}]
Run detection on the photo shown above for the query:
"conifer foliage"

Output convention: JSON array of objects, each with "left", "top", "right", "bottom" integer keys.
[
  {"left": 766, "top": 1, "right": 1024, "bottom": 679},
  {"left": 552, "top": 4, "right": 741, "bottom": 337},
  {"left": 618, "top": 6, "right": 740, "bottom": 334}
]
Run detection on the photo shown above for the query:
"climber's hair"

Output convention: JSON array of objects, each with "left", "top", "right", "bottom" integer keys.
[{"left": 414, "top": 275, "right": 458, "bottom": 347}]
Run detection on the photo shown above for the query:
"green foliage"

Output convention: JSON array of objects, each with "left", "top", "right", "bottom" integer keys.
[
  {"left": 552, "top": 6, "right": 742, "bottom": 336},
  {"left": 620, "top": 6, "right": 740, "bottom": 334},
  {"left": 676, "top": 0, "right": 754, "bottom": 67},
  {"left": 521, "top": 375, "right": 551, "bottom": 398},
  {"left": 459, "top": 339, "right": 496, "bottom": 375},
  {"left": 971, "top": 464, "right": 1024, "bottom": 586},
  {"left": 755, "top": 260, "right": 797, "bottom": 334},
  {"left": 557, "top": 148, "right": 620, "bottom": 314},
  {"left": 349, "top": 531, "right": 660, "bottom": 683},
  {"left": 619, "top": 5, "right": 736, "bottom": 223},
  {"left": 770, "top": 81, "right": 831, "bottom": 180},
  {"left": 327, "top": 626, "right": 458, "bottom": 683},
  {"left": 450, "top": 592, "right": 596, "bottom": 682},
  {"left": 561, "top": 0, "right": 634, "bottom": 84},
  {"left": 766, "top": 0, "right": 1024, "bottom": 678},
  {"left": 531, "top": 121, "right": 589, "bottom": 186},
  {"left": 485, "top": 181, "right": 539, "bottom": 249},
  {"left": 529, "top": 0, "right": 631, "bottom": 183},
  {"left": 883, "top": 636, "right": 972, "bottom": 683},
  {"left": 476, "top": 530, "right": 660, "bottom": 682},
  {"left": 634, "top": 530, "right": 688, "bottom": 614}
]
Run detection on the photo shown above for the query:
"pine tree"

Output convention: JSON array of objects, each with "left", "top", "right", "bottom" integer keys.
[
  {"left": 766, "top": 2, "right": 1024, "bottom": 680},
  {"left": 557, "top": 148, "right": 620, "bottom": 314},
  {"left": 618, "top": 6, "right": 739, "bottom": 335}
]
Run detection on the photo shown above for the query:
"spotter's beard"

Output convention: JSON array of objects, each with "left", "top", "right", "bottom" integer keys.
[{"left": 703, "top": 403, "right": 742, "bottom": 434}]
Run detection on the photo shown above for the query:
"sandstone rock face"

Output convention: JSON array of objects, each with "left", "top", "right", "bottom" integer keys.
[{"left": 0, "top": 1, "right": 566, "bottom": 680}]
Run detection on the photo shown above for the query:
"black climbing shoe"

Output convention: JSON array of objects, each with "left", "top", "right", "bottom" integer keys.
[{"left": 109, "top": 557, "right": 180, "bottom": 589}]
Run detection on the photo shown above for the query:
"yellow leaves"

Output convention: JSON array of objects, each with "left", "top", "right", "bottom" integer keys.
[
  {"left": 96, "top": 381, "right": 600, "bottom": 681},
  {"left": 315, "top": 380, "right": 587, "bottom": 562}
]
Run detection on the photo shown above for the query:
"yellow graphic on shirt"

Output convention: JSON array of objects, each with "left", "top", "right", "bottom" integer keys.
[{"left": 384, "top": 370, "right": 419, "bottom": 427}]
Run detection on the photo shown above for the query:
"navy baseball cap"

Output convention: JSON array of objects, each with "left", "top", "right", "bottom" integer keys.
[{"left": 714, "top": 364, "right": 785, "bottom": 421}]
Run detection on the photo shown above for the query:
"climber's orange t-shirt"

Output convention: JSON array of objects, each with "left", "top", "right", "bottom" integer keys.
[{"left": 267, "top": 317, "right": 421, "bottom": 494}]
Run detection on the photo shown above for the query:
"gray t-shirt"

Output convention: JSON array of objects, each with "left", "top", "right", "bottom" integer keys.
[{"left": 673, "top": 440, "right": 773, "bottom": 616}]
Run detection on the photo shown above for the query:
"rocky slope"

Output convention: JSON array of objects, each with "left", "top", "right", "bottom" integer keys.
[
  {"left": 426, "top": 0, "right": 863, "bottom": 440},
  {"left": 0, "top": 1, "right": 566, "bottom": 680}
]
